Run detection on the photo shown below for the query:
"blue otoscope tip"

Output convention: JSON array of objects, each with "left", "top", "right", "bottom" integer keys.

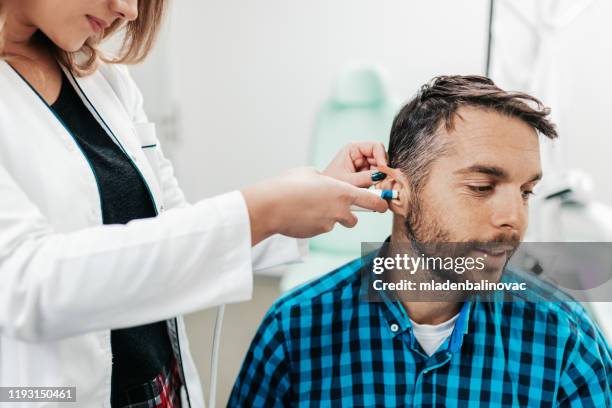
[{"left": 380, "top": 189, "right": 394, "bottom": 200}]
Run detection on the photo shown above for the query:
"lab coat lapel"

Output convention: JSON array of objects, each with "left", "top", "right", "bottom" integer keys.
[
  {"left": 67, "top": 68, "right": 164, "bottom": 212},
  {"left": 0, "top": 61, "right": 82, "bottom": 151},
  {"left": 0, "top": 61, "right": 103, "bottom": 221}
]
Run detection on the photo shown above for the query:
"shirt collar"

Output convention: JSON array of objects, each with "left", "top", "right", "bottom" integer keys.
[{"left": 361, "top": 238, "right": 473, "bottom": 351}]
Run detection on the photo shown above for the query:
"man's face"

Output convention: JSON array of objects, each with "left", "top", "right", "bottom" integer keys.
[{"left": 400, "top": 106, "right": 541, "bottom": 271}]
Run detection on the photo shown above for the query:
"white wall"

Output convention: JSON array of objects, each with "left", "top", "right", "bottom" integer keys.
[
  {"left": 489, "top": 0, "right": 612, "bottom": 206},
  {"left": 556, "top": 0, "right": 612, "bottom": 205},
  {"left": 134, "top": 0, "right": 488, "bottom": 201}
]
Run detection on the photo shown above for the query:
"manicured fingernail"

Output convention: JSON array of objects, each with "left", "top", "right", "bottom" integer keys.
[{"left": 371, "top": 171, "right": 386, "bottom": 182}]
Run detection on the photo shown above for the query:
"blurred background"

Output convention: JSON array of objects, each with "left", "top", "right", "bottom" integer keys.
[{"left": 125, "top": 0, "right": 612, "bottom": 404}]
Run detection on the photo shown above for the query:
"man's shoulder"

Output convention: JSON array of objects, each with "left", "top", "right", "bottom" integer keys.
[
  {"left": 500, "top": 266, "right": 609, "bottom": 349},
  {"left": 269, "top": 257, "right": 364, "bottom": 317},
  {"left": 502, "top": 266, "right": 589, "bottom": 316}
]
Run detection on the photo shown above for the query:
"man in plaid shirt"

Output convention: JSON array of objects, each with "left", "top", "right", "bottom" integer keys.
[{"left": 229, "top": 76, "right": 612, "bottom": 407}]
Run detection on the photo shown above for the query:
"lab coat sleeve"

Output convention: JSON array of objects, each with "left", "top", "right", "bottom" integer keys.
[
  {"left": 251, "top": 236, "right": 309, "bottom": 271},
  {"left": 103, "top": 64, "right": 308, "bottom": 271},
  {"left": 0, "top": 162, "right": 254, "bottom": 343}
]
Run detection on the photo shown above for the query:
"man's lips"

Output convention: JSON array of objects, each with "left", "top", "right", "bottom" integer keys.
[
  {"left": 86, "top": 15, "right": 110, "bottom": 33},
  {"left": 472, "top": 244, "right": 516, "bottom": 257}
]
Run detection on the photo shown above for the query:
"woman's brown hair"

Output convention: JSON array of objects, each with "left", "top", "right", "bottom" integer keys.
[{"left": 0, "top": 0, "right": 166, "bottom": 76}]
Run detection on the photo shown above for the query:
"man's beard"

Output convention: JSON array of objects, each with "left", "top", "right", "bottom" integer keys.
[
  {"left": 404, "top": 190, "right": 451, "bottom": 247},
  {"left": 401, "top": 190, "right": 521, "bottom": 284}
]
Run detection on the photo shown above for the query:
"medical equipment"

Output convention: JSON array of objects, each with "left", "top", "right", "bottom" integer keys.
[
  {"left": 208, "top": 305, "right": 225, "bottom": 408},
  {"left": 350, "top": 189, "right": 399, "bottom": 212}
]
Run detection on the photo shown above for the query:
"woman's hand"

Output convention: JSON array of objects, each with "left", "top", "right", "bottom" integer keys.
[
  {"left": 241, "top": 167, "right": 388, "bottom": 245},
  {"left": 323, "top": 141, "right": 388, "bottom": 187}
]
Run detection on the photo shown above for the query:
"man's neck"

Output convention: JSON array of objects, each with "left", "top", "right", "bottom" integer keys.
[
  {"left": 402, "top": 300, "right": 462, "bottom": 325},
  {"left": 390, "top": 226, "right": 462, "bottom": 325}
]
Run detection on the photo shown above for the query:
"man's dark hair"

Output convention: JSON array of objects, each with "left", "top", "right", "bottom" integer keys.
[{"left": 388, "top": 75, "right": 558, "bottom": 193}]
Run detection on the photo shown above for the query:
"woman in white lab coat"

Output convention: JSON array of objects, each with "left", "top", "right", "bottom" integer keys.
[{"left": 0, "top": 1, "right": 388, "bottom": 407}]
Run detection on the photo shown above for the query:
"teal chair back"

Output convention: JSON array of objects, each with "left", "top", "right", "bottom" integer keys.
[{"left": 310, "top": 64, "right": 398, "bottom": 255}]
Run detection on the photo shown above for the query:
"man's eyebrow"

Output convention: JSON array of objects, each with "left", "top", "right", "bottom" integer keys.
[
  {"left": 454, "top": 164, "right": 542, "bottom": 182},
  {"left": 454, "top": 165, "right": 508, "bottom": 179}
]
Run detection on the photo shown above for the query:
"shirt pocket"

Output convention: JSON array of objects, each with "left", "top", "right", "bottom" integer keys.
[{"left": 134, "top": 122, "right": 162, "bottom": 185}]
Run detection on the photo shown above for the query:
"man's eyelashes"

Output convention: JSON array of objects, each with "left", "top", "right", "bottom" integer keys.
[
  {"left": 467, "top": 185, "right": 536, "bottom": 200},
  {"left": 468, "top": 185, "right": 493, "bottom": 194}
]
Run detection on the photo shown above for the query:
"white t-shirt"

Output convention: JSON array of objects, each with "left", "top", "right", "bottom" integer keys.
[{"left": 409, "top": 313, "right": 460, "bottom": 356}]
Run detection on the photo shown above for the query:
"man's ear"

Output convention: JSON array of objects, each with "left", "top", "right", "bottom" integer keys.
[{"left": 375, "top": 166, "right": 411, "bottom": 216}]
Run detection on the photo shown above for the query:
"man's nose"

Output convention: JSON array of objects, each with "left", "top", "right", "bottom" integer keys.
[
  {"left": 109, "top": 0, "right": 138, "bottom": 22},
  {"left": 490, "top": 187, "right": 526, "bottom": 235}
]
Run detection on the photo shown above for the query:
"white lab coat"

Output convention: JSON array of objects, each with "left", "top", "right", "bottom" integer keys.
[{"left": 0, "top": 60, "right": 306, "bottom": 407}]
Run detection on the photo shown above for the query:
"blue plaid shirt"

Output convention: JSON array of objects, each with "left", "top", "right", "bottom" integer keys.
[{"left": 229, "top": 255, "right": 612, "bottom": 407}]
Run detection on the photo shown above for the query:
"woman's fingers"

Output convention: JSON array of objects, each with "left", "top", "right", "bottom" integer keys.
[
  {"left": 351, "top": 187, "right": 389, "bottom": 213},
  {"left": 337, "top": 212, "right": 358, "bottom": 228},
  {"left": 245, "top": 167, "right": 390, "bottom": 242},
  {"left": 349, "top": 142, "right": 388, "bottom": 169},
  {"left": 345, "top": 170, "right": 379, "bottom": 188},
  {"left": 323, "top": 141, "right": 388, "bottom": 184}
]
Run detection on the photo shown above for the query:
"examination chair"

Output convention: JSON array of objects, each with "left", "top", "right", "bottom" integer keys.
[{"left": 281, "top": 64, "right": 398, "bottom": 292}]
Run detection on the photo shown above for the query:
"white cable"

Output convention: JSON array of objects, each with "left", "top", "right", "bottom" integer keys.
[{"left": 208, "top": 304, "right": 226, "bottom": 408}]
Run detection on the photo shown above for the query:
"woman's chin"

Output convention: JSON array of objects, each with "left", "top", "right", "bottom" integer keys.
[
  {"left": 65, "top": 41, "right": 87, "bottom": 53},
  {"left": 50, "top": 35, "right": 88, "bottom": 53}
]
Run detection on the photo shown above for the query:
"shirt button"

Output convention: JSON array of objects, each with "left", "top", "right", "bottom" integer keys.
[{"left": 390, "top": 323, "right": 399, "bottom": 333}]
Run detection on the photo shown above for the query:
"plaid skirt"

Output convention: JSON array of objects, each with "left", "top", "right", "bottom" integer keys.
[{"left": 116, "top": 354, "right": 183, "bottom": 408}]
